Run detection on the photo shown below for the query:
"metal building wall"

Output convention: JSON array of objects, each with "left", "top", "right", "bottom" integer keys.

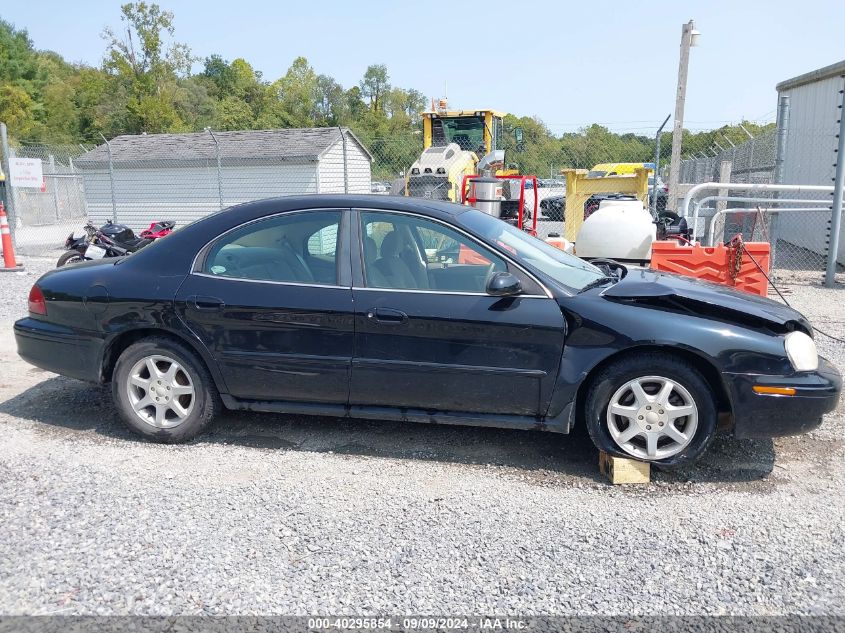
[
  {"left": 81, "top": 162, "right": 319, "bottom": 229},
  {"left": 318, "top": 135, "right": 372, "bottom": 194},
  {"left": 777, "top": 66, "right": 844, "bottom": 263}
]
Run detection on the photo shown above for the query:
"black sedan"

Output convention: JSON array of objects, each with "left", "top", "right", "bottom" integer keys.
[
  {"left": 14, "top": 195, "right": 841, "bottom": 467},
  {"left": 540, "top": 195, "right": 564, "bottom": 222}
]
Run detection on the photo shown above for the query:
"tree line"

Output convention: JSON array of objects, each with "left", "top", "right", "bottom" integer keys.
[{"left": 0, "top": 2, "right": 774, "bottom": 179}]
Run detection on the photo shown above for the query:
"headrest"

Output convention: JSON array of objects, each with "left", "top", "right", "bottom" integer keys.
[
  {"left": 380, "top": 231, "right": 402, "bottom": 258},
  {"left": 364, "top": 235, "right": 378, "bottom": 261}
]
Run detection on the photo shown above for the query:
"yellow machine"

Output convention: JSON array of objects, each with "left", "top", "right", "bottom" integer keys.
[
  {"left": 406, "top": 100, "right": 510, "bottom": 202},
  {"left": 422, "top": 102, "right": 505, "bottom": 155},
  {"left": 587, "top": 162, "right": 656, "bottom": 178}
]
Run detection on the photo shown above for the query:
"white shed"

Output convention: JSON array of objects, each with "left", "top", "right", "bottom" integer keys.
[
  {"left": 75, "top": 127, "right": 373, "bottom": 228},
  {"left": 775, "top": 60, "right": 845, "bottom": 265}
]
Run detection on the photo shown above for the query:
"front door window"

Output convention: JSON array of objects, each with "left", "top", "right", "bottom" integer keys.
[{"left": 360, "top": 212, "right": 507, "bottom": 293}]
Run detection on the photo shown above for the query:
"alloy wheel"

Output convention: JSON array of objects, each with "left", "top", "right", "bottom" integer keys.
[
  {"left": 126, "top": 355, "right": 195, "bottom": 429},
  {"left": 606, "top": 375, "right": 698, "bottom": 460}
]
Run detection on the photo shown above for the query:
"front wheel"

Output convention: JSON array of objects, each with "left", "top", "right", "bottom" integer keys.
[
  {"left": 112, "top": 337, "right": 220, "bottom": 443},
  {"left": 584, "top": 353, "right": 717, "bottom": 467},
  {"left": 56, "top": 250, "right": 87, "bottom": 267}
]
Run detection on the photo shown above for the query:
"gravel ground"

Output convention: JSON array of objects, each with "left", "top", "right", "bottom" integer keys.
[{"left": 0, "top": 256, "right": 843, "bottom": 616}]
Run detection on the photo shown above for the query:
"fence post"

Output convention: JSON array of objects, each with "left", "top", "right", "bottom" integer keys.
[
  {"left": 774, "top": 95, "right": 790, "bottom": 184},
  {"left": 825, "top": 81, "right": 845, "bottom": 287},
  {"left": 651, "top": 114, "right": 671, "bottom": 215},
  {"left": 769, "top": 95, "right": 791, "bottom": 273},
  {"left": 338, "top": 126, "right": 349, "bottom": 194},
  {"left": 0, "top": 122, "right": 18, "bottom": 244},
  {"left": 99, "top": 133, "right": 117, "bottom": 222},
  {"left": 716, "top": 160, "right": 733, "bottom": 215},
  {"left": 49, "top": 154, "right": 61, "bottom": 221},
  {"left": 206, "top": 128, "right": 224, "bottom": 209}
]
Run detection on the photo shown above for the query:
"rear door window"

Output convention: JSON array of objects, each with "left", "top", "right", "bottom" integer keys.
[{"left": 203, "top": 210, "right": 341, "bottom": 285}]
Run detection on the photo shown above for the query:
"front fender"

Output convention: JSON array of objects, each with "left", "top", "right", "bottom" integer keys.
[{"left": 543, "top": 297, "right": 793, "bottom": 425}]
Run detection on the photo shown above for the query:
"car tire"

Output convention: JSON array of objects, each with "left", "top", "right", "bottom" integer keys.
[
  {"left": 57, "top": 250, "right": 87, "bottom": 267},
  {"left": 584, "top": 353, "right": 717, "bottom": 467},
  {"left": 112, "top": 337, "right": 220, "bottom": 443}
]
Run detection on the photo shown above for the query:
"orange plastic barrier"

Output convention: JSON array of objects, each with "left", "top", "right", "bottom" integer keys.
[{"left": 649, "top": 240, "right": 771, "bottom": 297}]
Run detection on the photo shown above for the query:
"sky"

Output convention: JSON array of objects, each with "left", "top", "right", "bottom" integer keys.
[{"left": 3, "top": 0, "right": 845, "bottom": 135}]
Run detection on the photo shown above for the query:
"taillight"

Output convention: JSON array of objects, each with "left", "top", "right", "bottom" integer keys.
[{"left": 28, "top": 285, "right": 47, "bottom": 316}]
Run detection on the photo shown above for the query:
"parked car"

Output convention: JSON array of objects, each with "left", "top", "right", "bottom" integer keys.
[
  {"left": 15, "top": 195, "right": 841, "bottom": 466},
  {"left": 523, "top": 179, "right": 566, "bottom": 222},
  {"left": 540, "top": 195, "right": 565, "bottom": 221}
]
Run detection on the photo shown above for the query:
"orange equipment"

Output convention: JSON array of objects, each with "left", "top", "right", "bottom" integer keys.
[
  {"left": 650, "top": 236, "right": 771, "bottom": 297},
  {"left": 0, "top": 202, "right": 20, "bottom": 270}
]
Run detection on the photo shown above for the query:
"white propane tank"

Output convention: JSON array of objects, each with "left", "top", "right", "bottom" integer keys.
[{"left": 574, "top": 200, "right": 656, "bottom": 262}]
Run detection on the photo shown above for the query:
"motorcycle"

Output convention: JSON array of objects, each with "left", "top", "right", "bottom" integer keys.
[{"left": 57, "top": 219, "right": 175, "bottom": 267}]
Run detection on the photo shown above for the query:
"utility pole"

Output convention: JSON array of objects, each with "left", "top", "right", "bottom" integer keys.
[{"left": 667, "top": 20, "right": 700, "bottom": 213}]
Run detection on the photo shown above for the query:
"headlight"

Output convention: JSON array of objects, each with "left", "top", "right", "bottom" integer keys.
[{"left": 784, "top": 331, "right": 818, "bottom": 371}]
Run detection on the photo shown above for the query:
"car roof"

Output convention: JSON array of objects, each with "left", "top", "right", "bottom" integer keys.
[
  {"left": 123, "top": 194, "right": 477, "bottom": 275},
  {"left": 224, "top": 194, "right": 470, "bottom": 219}
]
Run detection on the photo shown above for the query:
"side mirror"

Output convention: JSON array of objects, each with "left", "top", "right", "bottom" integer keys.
[{"left": 486, "top": 271, "right": 522, "bottom": 297}]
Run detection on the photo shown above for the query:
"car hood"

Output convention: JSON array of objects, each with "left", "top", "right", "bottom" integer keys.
[{"left": 601, "top": 268, "right": 811, "bottom": 332}]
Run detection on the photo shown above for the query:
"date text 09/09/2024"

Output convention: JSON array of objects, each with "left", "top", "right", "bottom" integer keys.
[{"left": 308, "top": 617, "right": 528, "bottom": 630}]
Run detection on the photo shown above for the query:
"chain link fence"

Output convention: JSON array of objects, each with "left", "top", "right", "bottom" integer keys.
[
  {"left": 1, "top": 120, "right": 842, "bottom": 284},
  {"left": 680, "top": 119, "right": 842, "bottom": 282},
  {"left": 680, "top": 129, "right": 777, "bottom": 185},
  {"left": 2, "top": 143, "right": 90, "bottom": 255}
]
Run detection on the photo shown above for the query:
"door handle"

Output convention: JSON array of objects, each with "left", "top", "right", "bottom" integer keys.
[
  {"left": 189, "top": 295, "right": 225, "bottom": 311},
  {"left": 367, "top": 307, "right": 408, "bottom": 324}
]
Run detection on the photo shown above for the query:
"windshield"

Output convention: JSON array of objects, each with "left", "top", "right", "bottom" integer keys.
[
  {"left": 432, "top": 116, "right": 485, "bottom": 152},
  {"left": 587, "top": 170, "right": 607, "bottom": 178},
  {"left": 461, "top": 211, "right": 605, "bottom": 292}
]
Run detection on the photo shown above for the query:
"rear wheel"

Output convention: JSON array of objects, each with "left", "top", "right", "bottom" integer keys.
[
  {"left": 584, "top": 353, "right": 717, "bottom": 467},
  {"left": 57, "top": 250, "right": 87, "bottom": 267},
  {"left": 112, "top": 337, "right": 220, "bottom": 443}
]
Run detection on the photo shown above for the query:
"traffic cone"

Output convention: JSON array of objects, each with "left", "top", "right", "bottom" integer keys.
[{"left": 0, "top": 202, "right": 23, "bottom": 271}]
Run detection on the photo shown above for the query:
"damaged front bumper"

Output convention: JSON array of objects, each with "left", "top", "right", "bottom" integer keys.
[{"left": 724, "top": 356, "right": 842, "bottom": 438}]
